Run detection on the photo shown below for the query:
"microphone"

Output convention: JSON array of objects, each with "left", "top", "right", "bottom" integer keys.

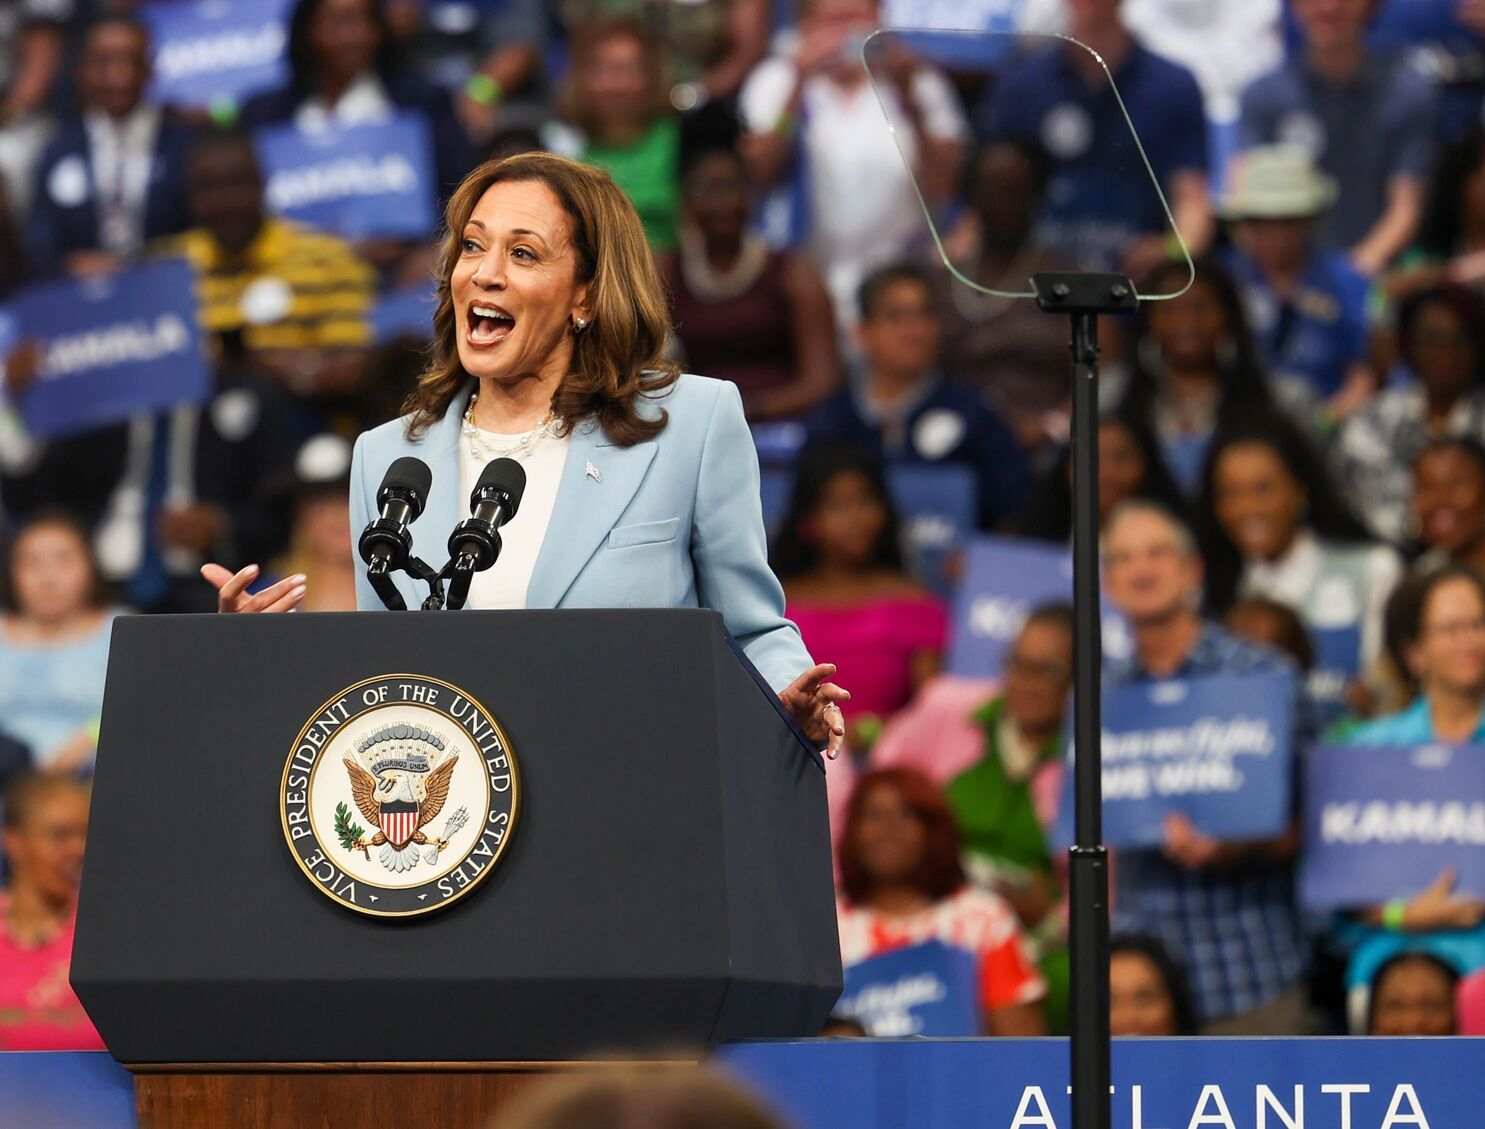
[
  {"left": 358, "top": 457, "right": 432, "bottom": 611},
  {"left": 444, "top": 457, "right": 526, "bottom": 611}
]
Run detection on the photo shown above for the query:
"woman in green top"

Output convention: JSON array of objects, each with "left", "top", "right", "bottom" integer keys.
[
  {"left": 945, "top": 603, "right": 1073, "bottom": 1030},
  {"left": 551, "top": 19, "right": 681, "bottom": 252}
]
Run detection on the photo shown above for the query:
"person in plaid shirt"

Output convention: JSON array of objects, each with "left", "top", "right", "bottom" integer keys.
[{"left": 1101, "top": 499, "right": 1317, "bottom": 1034}]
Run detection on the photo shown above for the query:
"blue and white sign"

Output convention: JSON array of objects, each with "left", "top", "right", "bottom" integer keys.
[
  {"left": 1055, "top": 671, "right": 1296, "bottom": 848},
  {"left": 142, "top": 0, "right": 293, "bottom": 113},
  {"left": 255, "top": 115, "right": 437, "bottom": 240},
  {"left": 5, "top": 259, "right": 208, "bottom": 440},
  {"left": 1308, "top": 623, "right": 1363, "bottom": 719},
  {"left": 760, "top": 463, "right": 979, "bottom": 596},
  {"left": 891, "top": 463, "right": 976, "bottom": 598},
  {"left": 372, "top": 281, "right": 437, "bottom": 343},
  {"left": 947, "top": 535, "right": 1130, "bottom": 677},
  {"left": 7, "top": 1040, "right": 1480, "bottom": 1129},
  {"left": 1301, "top": 742, "right": 1485, "bottom": 911},
  {"left": 837, "top": 940, "right": 980, "bottom": 1037},
  {"left": 721, "top": 1037, "right": 1484, "bottom": 1129}
]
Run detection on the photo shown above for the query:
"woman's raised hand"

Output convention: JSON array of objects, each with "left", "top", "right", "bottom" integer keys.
[
  {"left": 201, "top": 563, "right": 307, "bottom": 614},
  {"left": 779, "top": 662, "right": 851, "bottom": 760}
]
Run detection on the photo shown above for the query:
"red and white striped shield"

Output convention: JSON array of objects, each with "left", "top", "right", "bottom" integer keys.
[{"left": 380, "top": 801, "right": 419, "bottom": 848}]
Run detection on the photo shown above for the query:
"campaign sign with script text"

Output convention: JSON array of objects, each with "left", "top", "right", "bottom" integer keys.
[
  {"left": 142, "top": 0, "right": 294, "bottom": 111},
  {"left": 1301, "top": 742, "right": 1485, "bottom": 911},
  {"left": 948, "top": 535, "right": 1131, "bottom": 676},
  {"left": 837, "top": 940, "right": 980, "bottom": 1037},
  {"left": 255, "top": 115, "right": 437, "bottom": 240},
  {"left": 1054, "top": 672, "right": 1296, "bottom": 848},
  {"left": 4, "top": 259, "right": 208, "bottom": 440}
]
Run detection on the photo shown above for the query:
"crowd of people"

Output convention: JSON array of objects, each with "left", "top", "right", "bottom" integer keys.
[{"left": 4, "top": 0, "right": 1485, "bottom": 1049}]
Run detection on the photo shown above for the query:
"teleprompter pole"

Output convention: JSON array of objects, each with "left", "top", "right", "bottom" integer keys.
[{"left": 1031, "top": 272, "right": 1138, "bottom": 1129}]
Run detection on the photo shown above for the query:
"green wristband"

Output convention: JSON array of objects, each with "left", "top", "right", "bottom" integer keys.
[
  {"left": 465, "top": 73, "right": 503, "bottom": 107},
  {"left": 772, "top": 108, "right": 797, "bottom": 138},
  {"left": 1383, "top": 899, "right": 1407, "bottom": 931}
]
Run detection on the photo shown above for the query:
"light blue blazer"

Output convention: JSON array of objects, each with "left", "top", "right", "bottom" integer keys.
[{"left": 349, "top": 373, "right": 815, "bottom": 693}]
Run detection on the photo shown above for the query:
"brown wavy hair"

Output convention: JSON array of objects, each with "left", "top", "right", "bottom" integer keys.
[
  {"left": 557, "top": 18, "right": 671, "bottom": 139},
  {"left": 838, "top": 768, "right": 966, "bottom": 905},
  {"left": 403, "top": 152, "right": 679, "bottom": 444}
]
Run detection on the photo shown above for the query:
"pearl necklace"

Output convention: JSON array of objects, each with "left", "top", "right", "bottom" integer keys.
[
  {"left": 678, "top": 223, "right": 770, "bottom": 302},
  {"left": 461, "top": 392, "right": 556, "bottom": 463}
]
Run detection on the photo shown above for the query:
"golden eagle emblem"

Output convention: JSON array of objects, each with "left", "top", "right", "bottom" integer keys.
[{"left": 341, "top": 724, "right": 468, "bottom": 872}]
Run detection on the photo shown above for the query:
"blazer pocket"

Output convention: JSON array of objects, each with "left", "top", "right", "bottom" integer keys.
[{"left": 608, "top": 517, "right": 681, "bottom": 549}]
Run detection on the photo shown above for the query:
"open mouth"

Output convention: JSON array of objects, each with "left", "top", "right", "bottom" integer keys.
[{"left": 467, "top": 302, "right": 515, "bottom": 346}]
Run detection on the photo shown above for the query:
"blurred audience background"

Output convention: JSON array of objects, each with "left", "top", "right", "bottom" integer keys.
[{"left": 7, "top": 0, "right": 1485, "bottom": 1046}]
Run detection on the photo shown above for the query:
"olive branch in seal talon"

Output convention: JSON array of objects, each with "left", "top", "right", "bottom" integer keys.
[{"left": 334, "top": 802, "right": 369, "bottom": 859}]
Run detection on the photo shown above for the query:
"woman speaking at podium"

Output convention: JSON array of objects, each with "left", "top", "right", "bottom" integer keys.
[{"left": 203, "top": 152, "right": 848, "bottom": 757}]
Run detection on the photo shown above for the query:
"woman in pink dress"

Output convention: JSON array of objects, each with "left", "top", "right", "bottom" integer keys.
[
  {"left": 0, "top": 772, "right": 103, "bottom": 1051},
  {"left": 771, "top": 445, "right": 949, "bottom": 757}
]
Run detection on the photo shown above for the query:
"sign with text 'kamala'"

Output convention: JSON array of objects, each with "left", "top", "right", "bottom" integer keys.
[
  {"left": 837, "top": 940, "right": 979, "bottom": 1037},
  {"left": 4, "top": 259, "right": 208, "bottom": 440},
  {"left": 1055, "top": 671, "right": 1296, "bottom": 848},
  {"left": 142, "top": 0, "right": 293, "bottom": 112},
  {"left": 255, "top": 115, "right": 437, "bottom": 240},
  {"left": 1301, "top": 742, "right": 1485, "bottom": 911},
  {"left": 948, "top": 535, "right": 1131, "bottom": 677}
]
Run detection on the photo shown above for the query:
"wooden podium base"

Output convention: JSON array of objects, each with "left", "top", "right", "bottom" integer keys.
[{"left": 129, "top": 1060, "right": 697, "bottom": 1129}]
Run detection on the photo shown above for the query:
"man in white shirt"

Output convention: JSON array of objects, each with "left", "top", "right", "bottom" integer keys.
[
  {"left": 738, "top": 0, "right": 967, "bottom": 333},
  {"left": 27, "top": 14, "right": 192, "bottom": 277}
]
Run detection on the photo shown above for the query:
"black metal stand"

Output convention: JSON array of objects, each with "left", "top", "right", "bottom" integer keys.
[{"left": 1031, "top": 272, "right": 1137, "bottom": 1129}]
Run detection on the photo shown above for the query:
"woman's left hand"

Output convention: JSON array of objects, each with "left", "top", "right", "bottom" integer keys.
[{"left": 779, "top": 662, "right": 850, "bottom": 760}]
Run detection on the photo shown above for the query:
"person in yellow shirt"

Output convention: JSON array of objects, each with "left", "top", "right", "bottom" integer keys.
[{"left": 152, "top": 128, "right": 375, "bottom": 407}]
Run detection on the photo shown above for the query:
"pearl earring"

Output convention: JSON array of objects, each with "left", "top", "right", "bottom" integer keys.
[{"left": 573, "top": 316, "right": 589, "bottom": 332}]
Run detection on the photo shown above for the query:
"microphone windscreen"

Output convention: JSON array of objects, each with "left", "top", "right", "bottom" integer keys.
[
  {"left": 380, "top": 456, "right": 433, "bottom": 520},
  {"left": 475, "top": 457, "right": 527, "bottom": 518}
]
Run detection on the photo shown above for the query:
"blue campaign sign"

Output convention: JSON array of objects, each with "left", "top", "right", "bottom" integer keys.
[
  {"left": 837, "top": 940, "right": 979, "bottom": 1037},
  {"left": 759, "top": 462, "right": 977, "bottom": 596},
  {"left": 0, "top": 1052, "right": 134, "bottom": 1129},
  {"left": 372, "top": 281, "right": 437, "bottom": 343},
  {"left": 1308, "top": 623, "right": 1363, "bottom": 715},
  {"left": 142, "top": 0, "right": 294, "bottom": 112},
  {"left": 255, "top": 115, "right": 437, "bottom": 240},
  {"left": 947, "top": 534, "right": 1131, "bottom": 677},
  {"left": 1301, "top": 742, "right": 1485, "bottom": 911},
  {"left": 1054, "top": 671, "right": 1296, "bottom": 848},
  {"left": 720, "top": 1037, "right": 1485, "bottom": 1129},
  {"left": 5, "top": 259, "right": 209, "bottom": 440},
  {"left": 9, "top": 1039, "right": 1485, "bottom": 1129},
  {"left": 890, "top": 464, "right": 976, "bottom": 598}
]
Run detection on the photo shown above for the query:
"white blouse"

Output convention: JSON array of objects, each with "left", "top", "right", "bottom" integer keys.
[{"left": 457, "top": 428, "right": 568, "bottom": 610}]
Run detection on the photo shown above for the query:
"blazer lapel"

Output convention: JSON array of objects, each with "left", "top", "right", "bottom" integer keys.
[
  {"left": 526, "top": 423, "right": 656, "bottom": 609},
  {"left": 414, "top": 383, "right": 469, "bottom": 569}
]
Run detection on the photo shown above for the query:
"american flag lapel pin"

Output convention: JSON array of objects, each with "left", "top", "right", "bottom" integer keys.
[{"left": 585, "top": 460, "right": 602, "bottom": 482}]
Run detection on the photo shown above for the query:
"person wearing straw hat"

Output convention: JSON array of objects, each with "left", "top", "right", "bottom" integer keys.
[{"left": 1222, "top": 144, "right": 1377, "bottom": 421}]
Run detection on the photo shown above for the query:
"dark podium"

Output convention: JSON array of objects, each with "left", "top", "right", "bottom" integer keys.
[{"left": 71, "top": 609, "right": 842, "bottom": 1128}]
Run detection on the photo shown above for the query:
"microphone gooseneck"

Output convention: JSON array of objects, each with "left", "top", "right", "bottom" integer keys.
[
  {"left": 358, "top": 456, "right": 433, "bottom": 610},
  {"left": 445, "top": 458, "right": 527, "bottom": 611}
]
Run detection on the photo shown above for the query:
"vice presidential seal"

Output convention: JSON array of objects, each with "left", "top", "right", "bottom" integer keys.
[{"left": 280, "top": 674, "right": 519, "bottom": 918}]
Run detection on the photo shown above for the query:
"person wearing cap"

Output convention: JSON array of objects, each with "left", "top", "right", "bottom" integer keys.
[
  {"left": 1238, "top": 0, "right": 1436, "bottom": 277},
  {"left": 268, "top": 434, "right": 358, "bottom": 613},
  {"left": 1222, "top": 144, "right": 1377, "bottom": 420}
]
